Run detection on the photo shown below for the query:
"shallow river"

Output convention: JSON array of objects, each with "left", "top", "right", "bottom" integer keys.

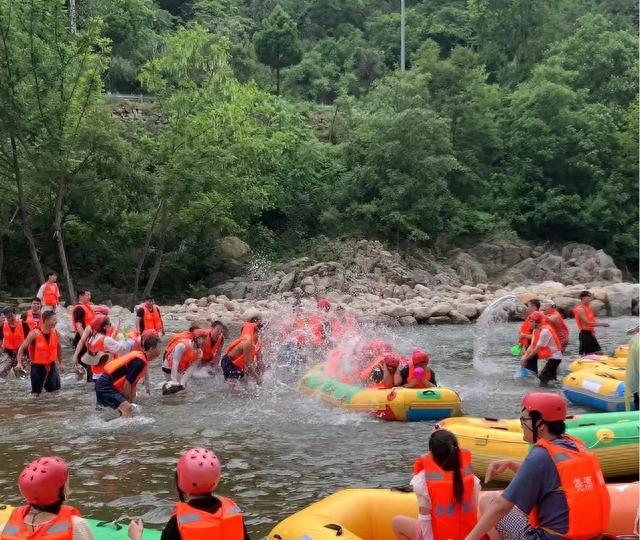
[{"left": 0, "top": 314, "right": 636, "bottom": 537}]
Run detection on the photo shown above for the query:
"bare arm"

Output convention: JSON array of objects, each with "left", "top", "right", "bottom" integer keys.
[
  {"left": 16, "top": 331, "right": 37, "bottom": 369},
  {"left": 73, "top": 326, "right": 92, "bottom": 362},
  {"left": 170, "top": 344, "right": 185, "bottom": 383},
  {"left": 242, "top": 341, "right": 254, "bottom": 367},
  {"left": 122, "top": 380, "right": 134, "bottom": 402}
]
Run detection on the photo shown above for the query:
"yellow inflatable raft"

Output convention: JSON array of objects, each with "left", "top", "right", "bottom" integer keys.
[
  {"left": 563, "top": 370, "right": 629, "bottom": 412},
  {"left": 300, "top": 365, "right": 462, "bottom": 421},
  {"left": 615, "top": 345, "right": 629, "bottom": 358},
  {"left": 437, "top": 411, "right": 639, "bottom": 481},
  {"left": 575, "top": 354, "right": 627, "bottom": 368},
  {"left": 569, "top": 359, "right": 627, "bottom": 380},
  {"left": 269, "top": 484, "right": 639, "bottom": 540}
]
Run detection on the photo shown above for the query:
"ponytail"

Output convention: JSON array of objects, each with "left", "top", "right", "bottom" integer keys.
[
  {"left": 428, "top": 428, "right": 466, "bottom": 505},
  {"left": 450, "top": 448, "right": 464, "bottom": 505}
]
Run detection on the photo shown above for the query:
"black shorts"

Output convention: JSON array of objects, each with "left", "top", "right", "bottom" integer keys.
[
  {"left": 524, "top": 354, "right": 539, "bottom": 374},
  {"left": 539, "top": 358, "right": 561, "bottom": 384},
  {"left": 95, "top": 375, "right": 126, "bottom": 409},
  {"left": 162, "top": 367, "right": 172, "bottom": 375},
  {"left": 221, "top": 354, "right": 244, "bottom": 380},
  {"left": 578, "top": 331, "right": 601, "bottom": 355},
  {"left": 31, "top": 363, "right": 61, "bottom": 394}
]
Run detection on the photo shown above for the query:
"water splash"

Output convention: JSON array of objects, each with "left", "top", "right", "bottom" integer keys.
[{"left": 472, "top": 294, "right": 519, "bottom": 374}]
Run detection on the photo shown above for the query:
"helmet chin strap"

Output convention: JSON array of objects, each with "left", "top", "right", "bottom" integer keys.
[{"left": 531, "top": 418, "right": 543, "bottom": 443}]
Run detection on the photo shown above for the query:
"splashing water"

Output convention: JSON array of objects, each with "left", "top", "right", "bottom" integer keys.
[{"left": 472, "top": 294, "right": 520, "bottom": 374}]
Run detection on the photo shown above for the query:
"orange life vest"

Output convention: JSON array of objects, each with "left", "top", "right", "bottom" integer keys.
[
  {"left": 225, "top": 324, "right": 258, "bottom": 371},
  {"left": 173, "top": 498, "right": 243, "bottom": 540},
  {"left": 282, "top": 317, "right": 306, "bottom": 346},
  {"left": 104, "top": 351, "right": 148, "bottom": 393},
  {"left": 164, "top": 332, "right": 192, "bottom": 359},
  {"left": 307, "top": 315, "right": 328, "bottom": 346},
  {"left": 407, "top": 362, "right": 432, "bottom": 388},
  {"left": 531, "top": 324, "right": 562, "bottom": 360},
  {"left": 519, "top": 318, "right": 533, "bottom": 347},
  {"left": 573, "top": 304, "right": 596, "bottom": 334},
  {"left": 142, "top": 304, "right": 163, "bottom": 332},
  {"left": 87, "top": 332, "right": 111, "bottom": 377},
  {"left": 2, "top": 322, "right": 25, "bottom": 351},
  {"left": 42, "top": 283, "right": 60, "bottom": 307},
  {"left": 324, "top": 348, "right": 345, "bottom": 377},
  {"left": 546, "top": 309, "right": 569, "bottom": 347},
  {"left": 166, "top": 339, "right": 200, "bottom": 373},
  {"left": 358, "top": 357, "right": 388, "bottom": 388},
  {"left": 70, "top": 304, "right": 94, "bottom": 333},
  {"left": 202, "top": 332, "right": 223, "bottom": 363},
  {"left": 528, "top": 434, "right": 610, "bottom": 539},
  {"left": 29, "top": 329, "right": 59, "bottom": 365},
  {"left": 24, "top": 310, "right": 40, "bottom": 331},
  {"left": 1, "top": 505, "right": 79, "bottom": 540},
  {"left": 413, "top": 449, "right": 477, "bottom": 540}
]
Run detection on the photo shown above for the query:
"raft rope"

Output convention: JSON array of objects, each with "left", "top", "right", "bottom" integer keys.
[
  {"left": 588, "top": 435, "right": 640, "bottom": 449},
  {"left": 96, "top": 515, "right": 143, "bottom": 530},
  {"left": 455, "top": 434, "right": 640, "bottom": 447}
]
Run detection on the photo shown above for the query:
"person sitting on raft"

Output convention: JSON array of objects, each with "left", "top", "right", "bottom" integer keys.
[
  {"left": 0, "top": 456, "right": 95, "bottom": 540},
  {"left": 366, "top": 352, "right": 402, "bottom": 388},
  {"left": 95, "top": 331, "right": 162, "bottom": 418},
  {"left": 221, "top": 318, "right": 264, "bottom": 389},
  {"left": 520, "top": 311, "right": 563, "bottom": 387},
  {"left": 392, "top": 428, "right": 480, "bottom": 540},
  {"left": 396, "top": 348, "right": 437, "bottom": 388},
  {"left": 464, "top": 392, "right": 610, "bottom": 540},
  {"left": 162, "top": 329, "right": 209, "bottom": 391},
  {"left": 128, "top": 447, "right": 249, "bottom": 540}
]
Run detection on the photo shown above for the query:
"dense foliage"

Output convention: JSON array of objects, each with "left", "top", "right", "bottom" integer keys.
[{"left": 1, "top": 0, "right": 637, "bottom": 301}]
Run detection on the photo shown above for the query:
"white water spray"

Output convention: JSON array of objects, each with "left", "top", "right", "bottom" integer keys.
[{"left": 472, "top": 294, "right": 519, "bottom": 374}]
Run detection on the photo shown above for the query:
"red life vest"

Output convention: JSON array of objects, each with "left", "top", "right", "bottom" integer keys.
[
  {"left": 70, "top": 304, "right": 94, "bottom": 333},
  {"left": 202, "top": 332, "right": 223, "bottom": 363},
  {"left": 166, "top": 339, "right": 200, "bottom": 373},
  {"left": 87, "top": 332, "right": 111, "bottom": 377},
  {"left": 413, "top": 449, "right": 477, "bottom": 540},
  {"left": 407, "top": 362, "right": 432, "bottom": 388},
  {"left": 546, "top": 309, "right": 569, "bottom": 347},
  {"left": 24, "top": 310, "right": 40, "bottom": 331},
  {"left": 2, "top": 322, "right": 25, "bottom": 351},
  {"left": 173, "top": 498, "right": 243, "bottom": 540},
  {"left": 307, "top": 315, "right": 328, "bottom": 346},
  {"left": 42, "top": 283, "right": 59, "bottom": 307},
  {"left": 528, "top": 435, "right": 610, "bottom": 539},
  {"left": 104, "top": 351, "right": 148, "bottom": 393},
  {"left": 531, "top": 324, "right": 562, "bottom": 360},
  {"left": 142, "top": 305, "right": 163, "bottom": 332},
  {"left": 1, "top": 505, "right": 79, "bottom": 540},
  {"left": 573, "top": 304, "right": 596, "bottom": 334},
  {"left": 519, "top": 318, "right": 533, "bottom": 347},
  {"left": 29, "top": 329, "right": 59, "bottom": 365}
]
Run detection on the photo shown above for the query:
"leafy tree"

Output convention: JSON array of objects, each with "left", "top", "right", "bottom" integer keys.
[{"left": 254, "top": 5, "right": 302, "bottom": 95}]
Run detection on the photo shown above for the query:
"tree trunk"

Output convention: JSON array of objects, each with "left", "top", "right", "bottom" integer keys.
[
  {"left": 53, "top": 178, "right": 75, "bottom": 303},
  {"left": 276, "top": 67, "right": 280, "bottom": 96},
  {"left": 131, "top": 199, "right": 164, "bottom": 309},
  {"left": 143, "top": 202, "right": 169, "bottom": 299},
  {"left": 68, "top": 0, "right": 77, "bottom": 33},
  {"left": 0, "top": 232, "right": 4, "bottom": 289},
  {"left": 10, "top": 135, "right": 44, "bottom": 284}
]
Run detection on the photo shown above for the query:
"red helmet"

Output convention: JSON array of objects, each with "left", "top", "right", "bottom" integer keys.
[
  {"left": 18, "top": 457, "right": 69, "bottom": 506},
  {"left": 93, "top": 305, "right": 110, "bottom": 315},
  {"left": 90, "top": 314, "right": 108, "bottom": 333},
  {"left": 191, "top": 329, "right": 209, "bottom": 339},
  {"left": 176, "top": 448, "right": 221, "bottom": 495},
  {"left": 140, "top": 329, "right": 159, "bottom": 348},
  {"left": 412, "top": 348, "right": 429, "bottom": 366},
  {"left": 382, "top": 353, "right": 400, "bottom": 368},
  {"left": 521, "top": 392, "right": 567, "bottom": 422},
  {"left": 528, "top": 311, "right": 544, "bottom": 324},
  {"left": 317, "top": 299, "right": 332, "bottom": 311}
]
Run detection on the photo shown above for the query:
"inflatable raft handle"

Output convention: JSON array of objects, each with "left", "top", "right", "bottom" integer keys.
[
  {"left": 96, "top": 521, "right": 123, "bottom": 531},
  {"left": 420, "top": 390, "right": 437, "bottom": 397},
  {"left": 324, "top": 523, "right": 343, "bottom": 536}
]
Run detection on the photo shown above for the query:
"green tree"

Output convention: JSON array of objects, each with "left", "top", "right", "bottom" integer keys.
[{"left": 254, "top": 5, "right": 302, "bottom": 95}]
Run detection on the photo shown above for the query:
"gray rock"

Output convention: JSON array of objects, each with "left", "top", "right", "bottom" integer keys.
[
  {"left": 228, "top": 283, "right": 247, "bottom": 300},
  {"left": 449, "top": 310, "right": 471, "bottom": 324},
  {"left": 460, "top": 285, "right": 483, "bottom": 295},
  {"left": 591, "top": 299, "right": 605, "bottom": 315},
  {"left": 554, "top": 296, "right": 580, "bottom": 317},
  {"left": 604, "top": 283, "right": 639, "bottom": 317},
  {"left": 197, "top": 297, "right": 208, "bottom": 307},
  {"left": 220, "top": 236, "right": 250, "bottom": 258},
  {"left": 430, "top": 302, "right": 452, "bottom": 317},
  {"left": 184, "top": 298, "right": 197, "bottom": 305},
  {"left": 456, "top": 303, "right": 479, "bottom": 319},
  {"left": 380, "top": 305, "right": 409, "bottom": 318},
  {"left": 428, "top": 316, "right": 451, "bottom": 325},
  {"left": 452, "top": 253, "right": 487, "bottom": 285},
  {"left": 399, "top": 316, "right": 418, "bottom": 326},
  {"left": 414, "top": 284, "right": 431, "bottom": 297},
  {"left": 277, "top": 272, "right": 296, "bottom": 293},
  {"left": 411, "top": 307, "right": 433, "bottom": 322}
]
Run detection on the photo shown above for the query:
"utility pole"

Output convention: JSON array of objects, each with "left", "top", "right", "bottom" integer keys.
[{"left": 400, "top": 0, "right": 405, "bottom": 71}]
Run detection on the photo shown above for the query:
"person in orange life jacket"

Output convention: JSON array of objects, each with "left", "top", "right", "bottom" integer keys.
[
  {"left": 0, "top": 456, "right": 95, "bottom": 540},
  {"left": 334, "top": 305, "right": 359, "bottom": 339},
  {"left": 465, "top": 392, "right": 610, "bottom": 540},
  {"left": 221, "top": 319, "right": 263, "bottom": 388},
  {"left": 367, "top": 353, "right": 402, "bottom": 388},
  {"left": 541, "top": 300, "right": 569, "bottom": 352},
  {"left": 574, "top": 290, "right": 609, "bottom": 356},
  {"left": 518, "top": 299, "right": 540, "bottom": 353},
  {"left": 73, "top": 315, "right": 137, "bottom": 382},
  {"left": 21, "top": 297, "right": 42, "bottom": 332},
  {"left": 127, "top": 448, "right": 249, "bottom": 540},
  {"left": 136, "top": 296, "right": 165, "bottom": 336},
  {"left": 37, "top": 272, "right": 61, "bottom": 312},
  {"left": 16, "top": 311, "right": 63, "bottom": 395},
  {"left": 396, "top": 348, "right": 437, "bottom": 388},
  {"left": 71, "top": 290, "right": 96, "bottom": 383},
  {"left": 0, "top": 307, "right": 29, "bottom": 369},
  {"left": 521, "top": 312, "right": 563, "bottom": 387},
  {"left": 95, "top": 332, "right": 161, "bottom": 417},
  {"left": 162, "top": 329, "right": 208, "bottom": 388},
  {"left": 201, "top": 321, "right": 229, "bottom": 365},
  {"left": 392, "top": 428, "right": 480, "bottom": 540}
]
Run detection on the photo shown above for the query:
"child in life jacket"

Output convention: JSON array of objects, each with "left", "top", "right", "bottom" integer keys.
[
  {"left": 392, "top": 429, "right": 480, "bottom": 540},
  {"left": 396, "top": 348, "right": 437, "bottom": 388},
  {"left": 0, "top": 456, "right": 95, "bottom": 540},
  {"left": 127, "top": 448, "right": 249, "bottom": 540}
]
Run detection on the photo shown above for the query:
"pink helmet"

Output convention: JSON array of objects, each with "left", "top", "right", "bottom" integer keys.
[
  {"left": 528, "top": 311, "right": 544, "bottom": 324},
  {"left": 93, "top": 305, "right": 110, "bottom": 316},
  {"left": 90, "top": 314, "right": 108, "bottom": 333},
  {"left": 18, "top": 457, "right": 69, "bottom": 506},
  {"left": 412, "top": 348, "right": 429, "bottom": 366},
  {"left": 176, "top": 448, "right": 221, "bottom": 495},
  {"left": 317, "top": 299, "right": 331, "bottom": 311}
]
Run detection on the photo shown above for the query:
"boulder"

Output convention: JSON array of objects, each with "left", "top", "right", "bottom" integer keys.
[
  {"left": 451, "top": 252, "right": 487, "bottom": 285},
  {"left": 411, "top": 307, "right": 433, "bottom": 322},
  {"left": 414, "top": 284, "right": 431, "bottom": 298},
  {"left": 604, "top": 283, "right": 639, "bottom": 317},
  {"left": 380, "top": 305, "right": 409, "bottom": 318},
  {"left": 428, "top": 316, "right": 451, "bottom": 325},
  {"left": 241, "top": 308, "right": 262, "bottom": 321},
  {"left": 220, "top": 236, "right": 250, "bottom": 259},
  {"left": 455, "top": 303, "right": 479, "bottom": 319},
  {"left": 228, "top": 282, "right": 247, "bottom": 300},
  {"left": 184, "top": 298, "right": 197, "bottom": 305},
  {"left": 449, "top": 310, "right": 471, "bottom": 324},
  {"left": 223, "top": 301, "right": 236, "bottom": 311},
  {"left": 277, "top": 272, "right": 296, "bottom": 293},
  {"left": 197, "top": 297, "right": 208, "bottom": 308},
  {"left": 591, "top": 299, "right": 605, "bottom": 315},
  {"left": 460, "top": 285, "right": 483, "bottom": 295},
  {"left": 399, "top": 316, "right": 417, "bottom": 326},
  {"left": 554, "top": 296, "right": 580, "bottom": 317},
  {"left": 430, "top": 302, "right": 452, "bottom": 317}
]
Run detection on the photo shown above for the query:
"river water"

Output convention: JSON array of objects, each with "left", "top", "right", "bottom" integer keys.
[{"left": 0, "top": 312, "right": 636, "bottom": 537}]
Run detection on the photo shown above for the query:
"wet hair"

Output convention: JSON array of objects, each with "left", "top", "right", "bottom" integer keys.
[
  {"left": 530, "top": 411, "right": 566, "bottom": 437},
  {"left": 143, "top": 336, "right": 161, "bottom": 351},
  {"left": 42, "top": 311, "right": 56, "bottom": 323},
  {"left": 3, "top": 306, "right": 16, "bottom": 316},
  {"left": 428, "top": 429, "right": 465, "bottom": 504},
  {"left": 527, "top": 299, "right": 541, "bottom": 309},
  {"left": 31, "top": 297, "right": 42, "bottom": 304},
  {"left": 46, "top": 272, "right": 56, "bottom": 279},
  {"left": 77, "top": 289, "right": 89, "bottom": 299},
  {"left": 579, "top": 290, "right": 592, "bottom": 299}
]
